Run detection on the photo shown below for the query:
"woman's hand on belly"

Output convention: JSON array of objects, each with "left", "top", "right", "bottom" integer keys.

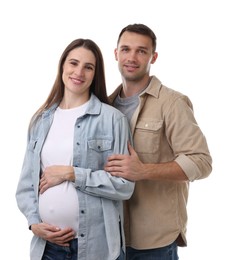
[
  {"left": 31, "top": 222, "right": 76, "bottom": 246},
  {"left": 40, "top": 165, "right": 75, "bottom": 194}
]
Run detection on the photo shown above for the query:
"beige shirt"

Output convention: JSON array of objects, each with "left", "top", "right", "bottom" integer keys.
[{"left": 109, "top": 76, "right": 212, "bottom": 249}]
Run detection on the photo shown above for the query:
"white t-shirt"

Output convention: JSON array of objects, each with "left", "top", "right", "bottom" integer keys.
[{"left": 39, "top": 102, "right": 88, "bottom": 236}]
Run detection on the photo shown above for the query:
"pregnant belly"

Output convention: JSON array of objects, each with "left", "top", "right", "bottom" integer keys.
[{"left": 39, "top": 181, "right": 79, "bottom": 234}]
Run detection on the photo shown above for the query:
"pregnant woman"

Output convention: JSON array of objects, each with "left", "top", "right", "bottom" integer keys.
[{"left": 15, "top": 38, "right": 134, "bottom": 260}]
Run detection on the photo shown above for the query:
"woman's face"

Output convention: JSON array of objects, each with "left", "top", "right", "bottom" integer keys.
[{"left": 62, "top": 47, "right": 96, "bottom": 99}]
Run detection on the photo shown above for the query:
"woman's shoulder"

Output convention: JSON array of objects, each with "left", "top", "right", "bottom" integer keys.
[{"left": 101, "top": 102, "right": 125, "bottom": 116}]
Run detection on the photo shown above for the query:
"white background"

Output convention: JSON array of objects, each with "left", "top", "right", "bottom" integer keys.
[{"left": 1, "top": 0, "right": 231, "bottom": 259}]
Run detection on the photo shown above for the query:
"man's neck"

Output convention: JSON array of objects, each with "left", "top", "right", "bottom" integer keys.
[{"left": 121, "top": 76, "right": 152, "bottom": 98}]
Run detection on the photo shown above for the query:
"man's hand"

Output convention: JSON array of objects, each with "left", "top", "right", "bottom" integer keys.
[
  {"left": 31, "top": 223, "right": 76, "bottom": 246},
  {"left": 104, "top": 143, "right": 144, "bottom": 181}
]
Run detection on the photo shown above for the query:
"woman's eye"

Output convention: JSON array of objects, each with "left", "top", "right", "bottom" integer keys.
[
  {"left": 86, "top": 65, "right": 94, "bottom": 70},
  {"left": 70, "top": 61, "right": 78, "bottom": 66}
]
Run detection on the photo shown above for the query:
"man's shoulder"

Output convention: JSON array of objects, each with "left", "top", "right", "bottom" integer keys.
[
  {"left": 149, "top": 76, "right": 188, "bottom": 99},
  {"left": 108, "top": 85, "right": 122, "bottom": 104}
]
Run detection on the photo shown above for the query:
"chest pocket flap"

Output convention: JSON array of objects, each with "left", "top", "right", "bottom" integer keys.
[
  {"left": 88, "top": 139, "right": 112, "bottom": 152},
  {"left": 136, "top": 119, "right": 163, "bottom": 131}
]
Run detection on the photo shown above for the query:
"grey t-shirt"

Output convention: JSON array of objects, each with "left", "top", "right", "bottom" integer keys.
[{"left": 114, "top": 93, "right": 139, "bottom": 123}]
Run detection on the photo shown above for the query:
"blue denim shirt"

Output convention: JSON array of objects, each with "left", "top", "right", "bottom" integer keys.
[{"left": 16, "top": 94, "right": 135, "bottom": 260}]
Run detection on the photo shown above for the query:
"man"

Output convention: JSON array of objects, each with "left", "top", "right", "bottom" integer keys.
[{"left": 104, "top": 24, "right": 212, "bottom": 259}]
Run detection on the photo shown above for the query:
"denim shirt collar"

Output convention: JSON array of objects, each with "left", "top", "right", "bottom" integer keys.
[{"left": 42, "top": 93, "right": 101, "bottom": 119}]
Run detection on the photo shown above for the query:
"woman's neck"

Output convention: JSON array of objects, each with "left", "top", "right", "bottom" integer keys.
[{"left": 59, "top": 93, "right": 90, "bottom": 109}]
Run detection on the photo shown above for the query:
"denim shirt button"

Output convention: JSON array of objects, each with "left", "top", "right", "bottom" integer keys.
[
  {"left": 81, "top": 210, "right": 85, "bottom": 214},
  {"left": 80, "top": 233, "right": 84, "bottom": 237}
]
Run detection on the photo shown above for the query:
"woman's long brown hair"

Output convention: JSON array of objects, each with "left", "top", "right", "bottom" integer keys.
[{"left": 30, "top": 38, "right": 109, "bottom": 128}]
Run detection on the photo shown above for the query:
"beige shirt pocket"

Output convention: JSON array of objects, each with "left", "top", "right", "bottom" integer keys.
[{"left": 134, "top": 119, "right": 163, "bottom": 154}]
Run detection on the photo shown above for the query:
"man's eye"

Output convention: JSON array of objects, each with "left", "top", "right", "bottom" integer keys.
[{"left": 138, "top": 50, "right": 146, "bottom": 54}]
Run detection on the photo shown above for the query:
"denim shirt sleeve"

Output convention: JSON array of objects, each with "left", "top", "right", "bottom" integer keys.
[
  {"left": 15, "top": 118, "right": 42, "bottom": 227},
  {"left": 73, "top": 114, "right": 135, "bottom": 200}
]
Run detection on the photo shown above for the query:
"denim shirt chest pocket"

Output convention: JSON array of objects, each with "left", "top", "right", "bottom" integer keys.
[
  {"left": 87, "top": 139, "right": 112, "bottom": 170},
  {"left": 134, "top": 119, "right": 163, "bottom": 154}
]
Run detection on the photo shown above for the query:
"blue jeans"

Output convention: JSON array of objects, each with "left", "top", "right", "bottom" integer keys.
[
  {"left": 117, "top": 248, "right": 125, "bottom": 260},
  {"left": 42, "top": 239, "right": 77, "bottom": 260},
  {"left": 42, "top": 239, "right": 124, "bottom": 260},
  {"left": 126, "top": 241, "right": 179, "bottom": 260}
]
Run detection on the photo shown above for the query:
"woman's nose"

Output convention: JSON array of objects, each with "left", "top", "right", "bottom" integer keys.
[{"left": 74, "top": 66, "right": 84, "bottom": 76}]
